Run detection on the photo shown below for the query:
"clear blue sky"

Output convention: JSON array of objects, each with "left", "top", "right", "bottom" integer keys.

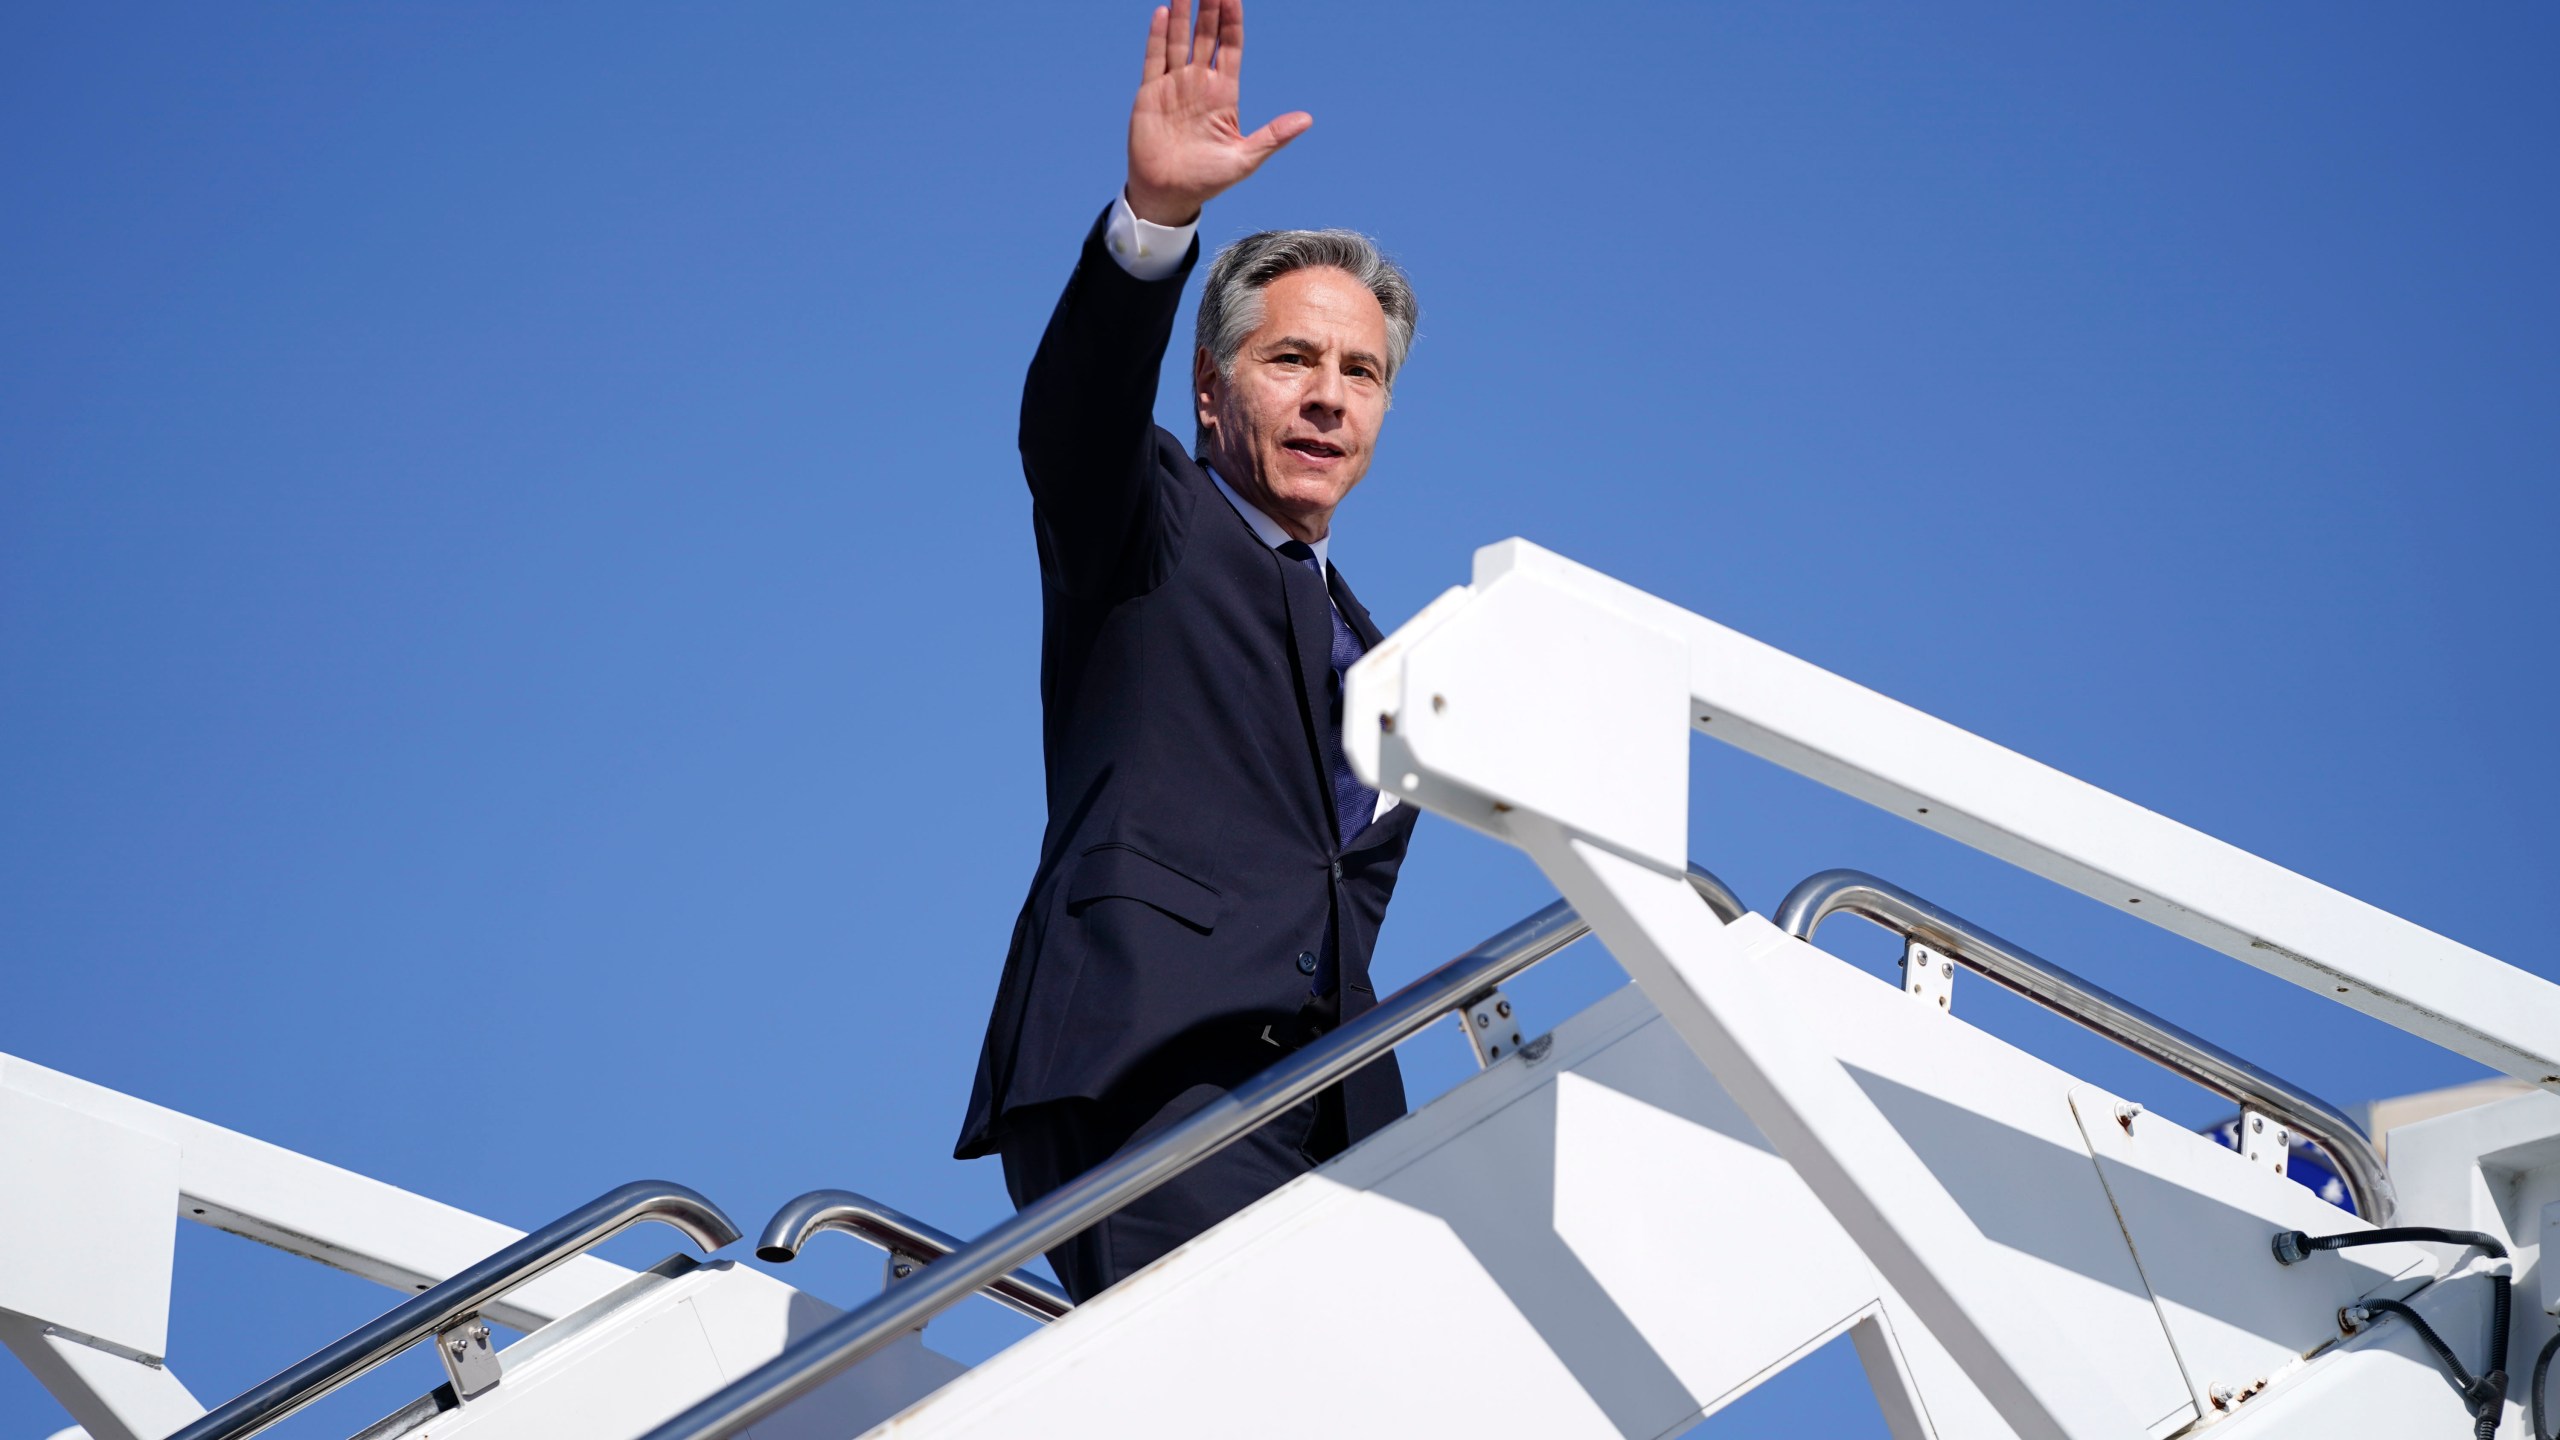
[{"left": 4, "top": 4, "right": 2554, "bottom": 1435}]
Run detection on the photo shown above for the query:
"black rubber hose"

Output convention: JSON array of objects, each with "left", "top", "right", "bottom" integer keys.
[
  {"left": 2360, "top": 1298, "right": 2508, "bottom": 1436},
  {"left": 2276, "top": 1224, "right": 2515, "bottom": 1432},
  {"left": 2531, "top": 1330, "right": 2560, "bottom": 1440},
  {"left": 2361, "top": 1298, "right": 2479, "bottom": 1388},
  {"left": 2275, "top": 1227, "right": 2509, "bottom": 1265},
  {"left": 2484, "top": 1276, "right": 2513, "bottom": 1440}
]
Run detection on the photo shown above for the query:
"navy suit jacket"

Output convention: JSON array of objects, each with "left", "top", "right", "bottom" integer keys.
[{"left": 955, "top": 210, "right": 1418, "bottom": 1160}]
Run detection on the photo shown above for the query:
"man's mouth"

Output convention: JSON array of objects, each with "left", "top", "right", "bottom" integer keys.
[{"left": 1282, "top": 439, "right": 1345, "bottom": 461}]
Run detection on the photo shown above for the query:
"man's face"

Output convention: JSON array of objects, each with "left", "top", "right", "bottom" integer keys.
[{"left": 1195, "top": 266, "right": 1392, "bottom": 541}]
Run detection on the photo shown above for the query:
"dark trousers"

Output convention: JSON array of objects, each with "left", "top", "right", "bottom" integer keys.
[{"left": 998, "top": 1079, "right": 1350, "bottom": 1303}]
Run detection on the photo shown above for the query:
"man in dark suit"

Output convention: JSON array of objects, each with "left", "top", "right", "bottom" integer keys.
[{"left": 954, "top": 0, "right": 1423, "bottom": 1302}]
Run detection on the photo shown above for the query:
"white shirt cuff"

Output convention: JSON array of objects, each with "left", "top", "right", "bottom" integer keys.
[{"left": 1104, "top": 191, "right": 1198, "bottom": 282}]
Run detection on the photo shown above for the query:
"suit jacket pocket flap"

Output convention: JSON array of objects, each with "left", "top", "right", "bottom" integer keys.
[{"left": 1068, "top": 845, "right": 1226, "bottom": 931}]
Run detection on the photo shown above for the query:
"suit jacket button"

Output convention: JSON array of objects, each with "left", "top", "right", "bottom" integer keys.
[
  {"left": 1330, "top": 860, "right": 1343, "bottom": 881},
  {"left": 1295, "top": 951, "right": 1319, "bottom": 975}
]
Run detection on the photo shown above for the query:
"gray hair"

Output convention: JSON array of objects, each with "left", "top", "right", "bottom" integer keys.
[{"left": 1195, "top": 229, "right": 1418, "bottom": 446}]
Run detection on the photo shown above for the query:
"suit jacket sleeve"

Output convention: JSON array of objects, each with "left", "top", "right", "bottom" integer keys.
[{"left": 1018, "top": 204, "right": 1203, "bottom": 599}]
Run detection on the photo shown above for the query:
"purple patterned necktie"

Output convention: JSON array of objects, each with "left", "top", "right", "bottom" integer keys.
[{"left": 1278, "top": 540, "right": 1380, "bottom": 849}]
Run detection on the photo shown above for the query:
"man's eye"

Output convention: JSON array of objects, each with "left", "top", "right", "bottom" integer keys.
[{"left": 1273, "top": 353, "right": 1305, "bottom": 366}]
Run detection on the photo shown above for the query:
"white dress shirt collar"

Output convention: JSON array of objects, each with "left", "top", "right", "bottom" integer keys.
[{"left": 1206, "top": 464, "right": 1329, "bottom": 576}]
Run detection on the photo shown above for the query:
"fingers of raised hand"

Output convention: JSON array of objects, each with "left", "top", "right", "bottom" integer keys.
[
  {"left": 1170, "top": 0, "right": 1241, "bottom": 72},
  {"left": 1210, "top": 0, "right": 1243, "bottom": 72},
  {"left": 1141, "top": 6, "right": 1169, "bottom": 80}
]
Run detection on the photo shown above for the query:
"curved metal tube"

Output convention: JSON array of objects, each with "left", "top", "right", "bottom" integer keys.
[
  {"left": 1775, "top": 868, "right": 2394, "bottom": 1223},
  {"left": 756, "top": 1189, "right": 1073, "bottom": 1322},
  {"left": 171, "top": 1180, "right": 741, "bottom": 1440},
  {"left": 1681, "top": 862, "right": 1750, "bottom": 926},
  {"left": 634, "top": 862, "right": 1748, "bottom": 1440}
]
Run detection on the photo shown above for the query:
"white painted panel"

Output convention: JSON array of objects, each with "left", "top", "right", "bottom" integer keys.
[
  {"left": 2379, "top": 1087, "right": 2560, "bottom": 1240},
  {"left": 2197, "top": 1292, "right": 2480, "bottom": 1434},
  {"left": 1552, "top": 1047, "right": 1881, "bottom": 1417},
  {"left": 680, "top": 1263, "right": 965, "bottom": 1440},
  {"left": 0, "top": 1089, "right": 179, "bottom": 1358},
  {"left": 1858, "top": 1289, "right": 2021, "bottom": 1440},
  {"left": 1760, "top": 938, "right": 2197, "bottom": 1436},
  {"left": 2069, "top": 1083, "right": 2429, "bottom": 1414},
  {"left": 868, "top": 1184, "right": 1622, "bottom": 1440}
]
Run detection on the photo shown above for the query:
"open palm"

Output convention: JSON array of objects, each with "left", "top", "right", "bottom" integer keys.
[{"left": 1126, "top": 0, "right": 1309, "bottom": 225}]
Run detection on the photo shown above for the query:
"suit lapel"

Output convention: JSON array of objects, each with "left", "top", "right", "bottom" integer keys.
[{"left": 1327, "top": 565, "right": 1386, "bottom": 650}]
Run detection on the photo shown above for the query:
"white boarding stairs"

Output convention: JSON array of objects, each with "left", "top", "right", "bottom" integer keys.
[{"left": 13, "top": 539, "right": 2560, "bottom": 1440}]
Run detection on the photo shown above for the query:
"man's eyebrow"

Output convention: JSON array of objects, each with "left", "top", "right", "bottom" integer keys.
[{"left": 1260, "top": 335, "right": 1386, "bottom": 371}]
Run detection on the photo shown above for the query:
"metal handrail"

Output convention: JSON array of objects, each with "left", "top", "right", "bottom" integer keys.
[
  {"left": 1773, "top": 868, "right": 2394, "bottom": 1222},
  {"left": 756, "top": 1188, "right": 1074, "bottom": 1322},
  {"left": 634, "top": 864, "right": 1748, "bottom": 1440},
  {"left": 170, "top": 1180, "right": 741, "bottom": 1440},
  {"left": 1681, "top": 863, "right": 1750, "bottom": 930}
]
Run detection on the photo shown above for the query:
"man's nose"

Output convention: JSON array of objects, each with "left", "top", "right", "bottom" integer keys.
[{"left": 1302, "top": 362, "right": 1347, "bottom": 416}]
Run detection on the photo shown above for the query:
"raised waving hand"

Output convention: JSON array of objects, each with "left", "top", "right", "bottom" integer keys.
[{"left": 1125, "top": 0, "right": 1309, "bottom": 225}]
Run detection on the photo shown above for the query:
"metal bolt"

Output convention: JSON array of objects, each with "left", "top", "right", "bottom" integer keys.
[
  {"left": 1940, "top": 961, "right": 1952, "bottom": 978},
  {"left": 1496, "top": 1000, "right": 1512, "bottom": 1019},
  {"left": 1431, "top": 694, "right": 1446, "bottom": 713},
  {"left": 2209, "top": 1383, "right": 2236, "bottom": 1409},
  {"left": 449, "top": 1339, "right": 468, "bottom": 1359},
  {"left": 2114, "top": 1101, "right": 2144, "bottom": 1132},
  {"left": 2251, "top": 1115, "right": 2264, "bottom": 1133}
]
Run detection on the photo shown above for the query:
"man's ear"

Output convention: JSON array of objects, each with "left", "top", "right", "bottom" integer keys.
[{"left": 1192, "top": 346, "right": 1221, "bottom": 436}]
